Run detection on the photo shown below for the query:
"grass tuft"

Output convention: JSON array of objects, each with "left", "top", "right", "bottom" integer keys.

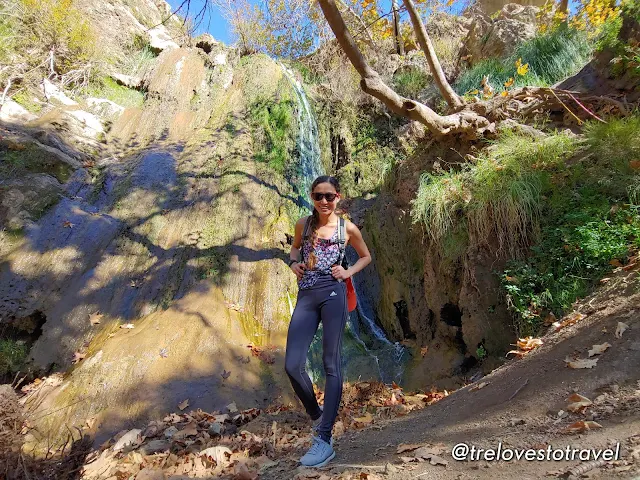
[{"left": 455, "top": 26, "right": 592, "bottom": 94}]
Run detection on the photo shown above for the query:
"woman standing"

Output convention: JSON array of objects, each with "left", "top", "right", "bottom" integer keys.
[{"left": 285, "top": 175, "right": 372, "bottom": 467}]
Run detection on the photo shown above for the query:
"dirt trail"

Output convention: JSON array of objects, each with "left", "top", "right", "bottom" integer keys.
[{"left": 261, "top": 266, "right": 640, "bottom": 480}]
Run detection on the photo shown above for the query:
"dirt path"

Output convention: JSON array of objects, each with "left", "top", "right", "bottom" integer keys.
[{"left": 263, "top": 267, "right": 640, "bottom": 480}]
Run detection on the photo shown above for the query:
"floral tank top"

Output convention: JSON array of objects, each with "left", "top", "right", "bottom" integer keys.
[{"left": 298, "top": 223, "right": 341, "bottom": 290}]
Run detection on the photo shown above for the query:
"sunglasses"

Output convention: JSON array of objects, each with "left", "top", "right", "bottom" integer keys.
[{"left": 311, "top": 192, "right": 338, "bottom": 202}]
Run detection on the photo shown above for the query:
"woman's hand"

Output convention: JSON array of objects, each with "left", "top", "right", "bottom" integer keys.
[
  {"left": 331, "top": 264, "right": 351, "bottom": 281},
  {"left": 291, "top": 262, "right": 306, "bottom": 280}
]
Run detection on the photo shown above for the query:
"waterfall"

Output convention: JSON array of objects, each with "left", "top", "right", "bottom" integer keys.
[{"left": 280, "top": 63, "right": 407, "bottom": 385}]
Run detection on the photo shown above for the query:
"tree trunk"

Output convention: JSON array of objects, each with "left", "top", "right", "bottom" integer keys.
[
  {"left": 403, "top": 0, "right": 463, "bottom": 109},
  {"left": 391, "top": 0, "right": 405, "bottom": 55},
  {"left": 558, "top": 0, "right": 569, "bottom": 17},
  {"left": 316, "top": 0, "right": 491, "bottom": 137}
]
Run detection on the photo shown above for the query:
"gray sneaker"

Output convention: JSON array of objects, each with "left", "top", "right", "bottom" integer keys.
[{"left": 300, "top": 435, "right": 335, "bottom": 467}]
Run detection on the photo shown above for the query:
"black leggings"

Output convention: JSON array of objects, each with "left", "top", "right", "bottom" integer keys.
[{"left": 285, "top": 274, "right": 348, "bottom": 440}]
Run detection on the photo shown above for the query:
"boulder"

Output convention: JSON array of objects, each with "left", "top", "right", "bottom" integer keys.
[
  {"left": 0, "top": 174, "right": 64, "bottom": 230},
  {"left": 0, "top": 100, "right": 37, "bottom": 124},
  {"left": 111, "top": 73, "right": 144, "bottom": 90},
  {"left": 86, "top": 98, "right": 125, "bottom": 120},
  {"left": 41, "top": 79, "right": 78, "bottom": 106},
  {"left": 461, "top": 3, "right": 539, "bottom": 65},
  {"left": 148, "top": 25, "right": 179, "bottom": 53}
]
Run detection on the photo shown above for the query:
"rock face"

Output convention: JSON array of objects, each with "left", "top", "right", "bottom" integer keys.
[
  {"left": 78, "top": 0, "right": 184, "bottom": 59},
  {"left": 475, "top": 0, "right": 547, "bottom": 14},
  {"left": 0, "top": 100, "right": 37, "bottom": 123},
  {"left": 0, "top": 174, "right": 64, "bottom": 230},
  {"left": 461, "top": 3, "right": 540, "bottom": 65},
  {"left": 7, "top": 55, "right": 304, "bottom": 449}
]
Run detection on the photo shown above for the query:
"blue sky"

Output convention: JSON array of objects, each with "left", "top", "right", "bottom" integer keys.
[
  {"left": 166, "top": 0, "right": 232, "bottom": 42},
  {"left": 166, "top": 0, "right": 488, "bottom": 46}
]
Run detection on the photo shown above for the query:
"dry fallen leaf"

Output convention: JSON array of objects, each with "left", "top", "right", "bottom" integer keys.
[
  {"left": 178, "top": 399, "right": 189, "bottom": 411},
  {"left": 420, "top": 346, "right": 428, "bottom": 357},
  {"left": 554, "top": 312, "right": 586, "bottom": 332},
  {"left": 63, "top": 220, "right": 74, "bottom": 228},
  {"left": 120, "top": 323, "right": 135, "bottom": 329},
  {"left": 566, "top": 393, "right": 592, "bottom": 413},
  {"left": 562, "top": 420, "right": 602, "bottom": 434},
  {"left": 615, "top": 322, "right": 629, "bottom": 338},
  {"left": 88, "top": 313, "right": 103, "bottom": 326},
  {"left": 353, "top": 412, "right": 373, "bottom": 425},
  {"left": 397, "top": 443, "right": 422, "bottom": 454},
  {"left": 565, "top": 357, "right": 598, "bottom": 369},
  {"left": 200, "top": 445, "right": 232, "bottom": 467},
  {"left": 588, "top": 343, "right": 611, "bottom": 357},
  {"left": 221, "top": 369, "right": 231, "bottom": 380},
  {"left": 227, "top": 402, "right": 238, "bottom": 413},
  {"left": 506, "top": 336, "right": 543, "bottom": 357}
]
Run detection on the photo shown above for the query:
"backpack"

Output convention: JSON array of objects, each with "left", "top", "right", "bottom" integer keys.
[{"left": 302, "top": 216, "right": 357, "bottom": 312}]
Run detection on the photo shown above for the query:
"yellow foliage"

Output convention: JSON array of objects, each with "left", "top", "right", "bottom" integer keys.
[
  {"left": 18, "top": 0, "right": 96, "bottom": 71},
  {"left": 515, "top": 58, "right": 529, "bottom": 76},
  {"left": 537, "top": 0, "right": 620, "bottom": 36}
]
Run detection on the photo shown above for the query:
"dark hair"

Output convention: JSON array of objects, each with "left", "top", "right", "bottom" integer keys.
[
  {"left": 306, "top": 176, "right": 341, "bottom": 270},
  {"left": 310, "top": 175, "right": 340, "bottom": 194}
]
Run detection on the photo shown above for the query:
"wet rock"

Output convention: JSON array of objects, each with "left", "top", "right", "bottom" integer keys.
[
  {"left": 0, "top": 100, "right": 37, "bottom": 123},
  {"left": 208, "top": 422, "right": 223, "bottom": 436}
]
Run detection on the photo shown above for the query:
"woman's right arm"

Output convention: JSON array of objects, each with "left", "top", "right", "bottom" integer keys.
[{"left": 289, "top": 217, "right": 307, "bottom": 280}]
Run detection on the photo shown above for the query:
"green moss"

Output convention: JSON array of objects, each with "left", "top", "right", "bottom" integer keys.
[
  {"left": 83, "top": 77, "right": 144, "bottom": 109},
  {"left": 0, "top": 147, "right": 74, "bottom": 183},
  {"left": 0, "top": 339, "right": 28, "bottom": 378},
  {"left": 12, "top": 90, "right": 43, "bottom": 113}
]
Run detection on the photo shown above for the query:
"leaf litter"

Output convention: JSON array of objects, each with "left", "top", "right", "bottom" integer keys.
[{"left": 76, "top": 380, "right": 450, "bottom": 479}]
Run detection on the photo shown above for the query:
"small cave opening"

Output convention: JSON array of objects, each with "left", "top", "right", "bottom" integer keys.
[
  {"left": 195, "top": 41, "right": 213, "bottom": 54},
  {"left": 394, "top": 300, "right": 415, "bottom": 339},
  {"left": 440, "top": 303, "right": 462, "bottom": 327}
]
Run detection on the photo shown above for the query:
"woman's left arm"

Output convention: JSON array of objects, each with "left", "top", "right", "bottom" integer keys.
[{"left": 332, "top": 221, "right": 371, "bottom": 280}]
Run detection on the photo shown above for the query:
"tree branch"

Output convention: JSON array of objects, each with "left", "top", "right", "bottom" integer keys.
[
  {"left": 316, "top": 0, "right": 490, "bottom": 137},
  {"left": 403, "top": 0, "right": 463, "bottom": 108}
]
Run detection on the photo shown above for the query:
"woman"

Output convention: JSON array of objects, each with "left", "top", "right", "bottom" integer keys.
[{"left": 285, "top": 175, "right": 372, "bottom": 467}]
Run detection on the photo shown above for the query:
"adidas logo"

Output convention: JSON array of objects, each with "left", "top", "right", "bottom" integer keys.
[{"left": 329, "top": 291, "right": 337, "bottom": 297}]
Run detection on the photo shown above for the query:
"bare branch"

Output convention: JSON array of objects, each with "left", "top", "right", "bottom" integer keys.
[
  {"left": 403, "top": 0, "right": 463, "bottom": 108},
  {"left": 316, "top": 0, "right": 491, "bottom": 137}
]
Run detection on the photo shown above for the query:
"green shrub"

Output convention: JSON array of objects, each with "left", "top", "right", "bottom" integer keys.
[
  {"left": 0, "top": 339, "right": 28, "bottom": 377},
  {"left": 19, "top": 0, "right": 96, "bottom": 71},
  {"left": 249, "top": 99, "right": 296, "bottom": 174},
  {"left": 501, "top": 116, "right": 640, "bottom": 335},
  {"left": 393, "top": 68, "right": 430, "bottom": 98},
  {"left": 411, "top": 131, "right": 576, "bottom": 258},
  {"left": 455, "top": 27, "right": 592, "bottom": 94}
]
